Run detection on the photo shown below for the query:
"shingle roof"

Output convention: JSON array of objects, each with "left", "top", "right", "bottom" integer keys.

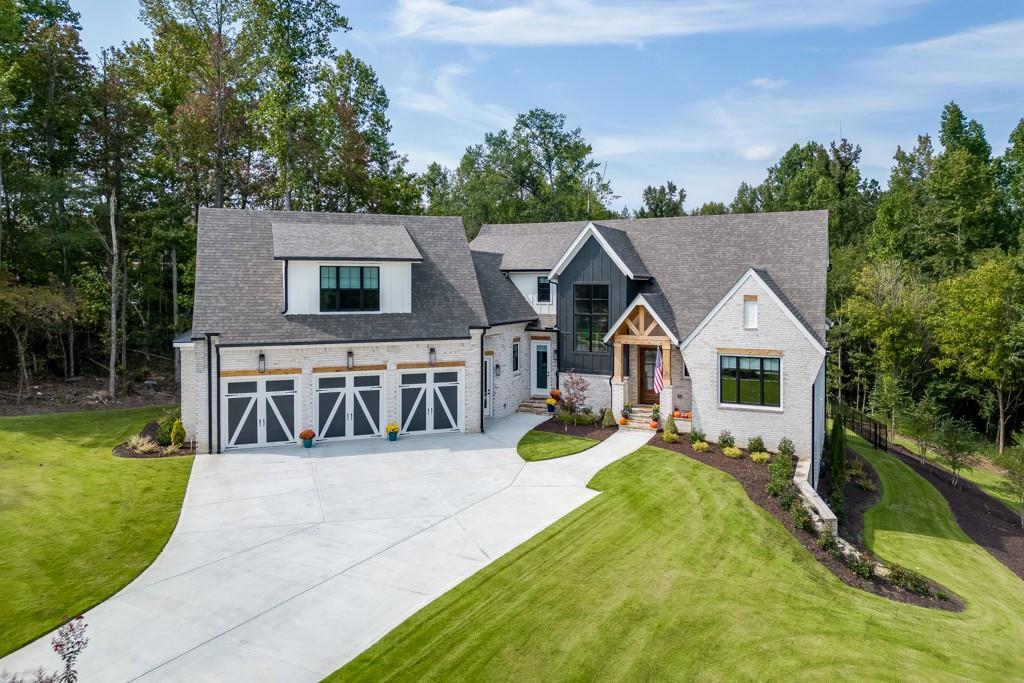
[
  {"left": 192, "top": 208, "right": 488, "bottom": 345},
  {"left": 470, "top": 251, "right": 539, "bottom": 327},
  {"left": 471, "top": 211, "right": 828, "bottom": 344},
  {"left": 592, "top": 224, "right": 651, "bottom": 279},
  {"left": 271, "top": 220, "right": 422, "bottom": 261}
]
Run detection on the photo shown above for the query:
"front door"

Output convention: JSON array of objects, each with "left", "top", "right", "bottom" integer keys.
[
  {"left": 639, "top": 347, "right": 660, "bottom": 404},
  {"left": 483, "top": 356, "right": 494, "bottom": 417},
  {"left": 531, "top": 341, "right": 550, "bottom": 396}
]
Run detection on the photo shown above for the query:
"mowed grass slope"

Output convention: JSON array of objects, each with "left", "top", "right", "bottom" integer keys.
[
  {"left": 332, "top": 438, "right": 1024, "bottom": 681},
  {"left": 517, "top": 430, "right": 598, "bottom": 461},
  {"left": 0, "top": 407, "right": 193, "bottom": 656}
]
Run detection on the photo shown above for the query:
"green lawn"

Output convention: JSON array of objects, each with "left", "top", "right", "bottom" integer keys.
[
  {"left": 890, "top": 432, "right": 1021, "bottom": 516},
  {"left": 331, "top": 435, "right": 1024, "bottom": 681},
  {"left": 517, "top": 429, "right": 598, "bottom": 461},
  {"left": 0, "top": 406, "right": 193, "bottom": 656}
]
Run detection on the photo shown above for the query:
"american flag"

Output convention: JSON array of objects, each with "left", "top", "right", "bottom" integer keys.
[{"left": 653, "top": 346, "right": 664, "bottom": 395}]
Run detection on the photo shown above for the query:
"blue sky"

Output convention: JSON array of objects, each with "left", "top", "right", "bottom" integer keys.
[{"left": 74, "top": 0, "right": 1024, "bottom": 211}]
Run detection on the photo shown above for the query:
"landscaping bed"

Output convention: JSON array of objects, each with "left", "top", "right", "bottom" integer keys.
[
  {"left": 532, "top": 417, "right": 617, "bottom": 442},
  {"left": 113, "top": 420, "right": 195, "bottom": 458},
  {"left": 888, "top": 441, "right": 1024, "bottom": 581},
  {"left": 650, "top": 434, "right": 961, "bottom": 611}
]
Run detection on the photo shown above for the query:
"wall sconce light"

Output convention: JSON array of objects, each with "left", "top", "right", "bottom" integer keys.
[
  {"left": 258, "top": 352, "right": 266, "bottom": 374},
  {"left": 495, "top": 364, "right": 502, "bottom": 377},
  {"left": 347, "top": 350, "right": 354, "bottom": 369},
  {"left": 429, "top": 347, "right": 437, "bottom": 366}
]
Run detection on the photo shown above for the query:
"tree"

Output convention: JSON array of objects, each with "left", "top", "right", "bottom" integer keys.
[
  {"left": 635, "top": 180, "right": 685, "bottom": 217},
  {"left": 932, "top": 256, "right": 1024, "bottom": 453},
  {"left": 0, "top": 279, "right": 75, "bottom": 396},
  {"left": 933, "top": 417, "right": 979, "bottom": 486},
  {"left": 904, "top": 396, "right": 939, "bottom": 458},
  {"left": 244, "top": 0, "right": 349, "bottom": 209},
  {"left": 995, "top": 431, "right": 1024, "bottom": 527},
  {"left": 691, "top": 201, "right": 728, "bottom": 216},
  {"left": 827, "top": 413, "right": 847, "bottom": 488}
]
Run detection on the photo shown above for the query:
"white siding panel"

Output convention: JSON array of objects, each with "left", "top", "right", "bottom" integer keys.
[
  {"left": 509, "top": 271, "right": 556, "bottom": 316},
  {"left": 286, "top": 260, "right": 411, "bottom": 314}
]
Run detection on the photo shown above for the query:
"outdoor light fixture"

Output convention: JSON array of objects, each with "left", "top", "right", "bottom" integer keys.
[
  {"left": 429, "top": 347, "right": 437, "bottom": 366},
  {"left": 495, "top": 364, "right": 502, "bottom": 377},
  {"left": 347, "top": 350, "right": 354, "bottom": 369},
  {"left": 258, "top": 352, "right": 266, "bottom": 374}
]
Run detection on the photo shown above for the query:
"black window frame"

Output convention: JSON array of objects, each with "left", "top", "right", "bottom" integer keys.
[
  {"left": 719, "top": 355, "right": 781, "bottom": 407},
  {"left": 319, "top": 265, "right": 380, "bottom": 313},
  {"left": 536, "top": 276, "right": 551, "bottom": 303},
  {"left": 573, "top": 283, "right": 610, "bottom": 353},
  {"left": 512, "top": 342, "right": 520, "bottom": 373}
]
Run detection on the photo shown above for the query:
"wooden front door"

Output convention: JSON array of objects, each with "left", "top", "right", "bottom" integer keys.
[{"left": 638, "top": 346, "right": 660, "bottom": 404}]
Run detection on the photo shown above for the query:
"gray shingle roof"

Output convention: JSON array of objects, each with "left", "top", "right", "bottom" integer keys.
[
  {"left": 193, "top": 208, "right": 488, "bottom": 345},
  {"left": 471, "top": 211, "right": 828, "bottom": 344},
  {"left": 592, "top": 224, "right": 651, "bottom": 279},
  {"left": 271, "top": 220, "right": 422, "bottom": 261},
  {"left": 471, "top": 251, "right": 539, "bottom": 327}
]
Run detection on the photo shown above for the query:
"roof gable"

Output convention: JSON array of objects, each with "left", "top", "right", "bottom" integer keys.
[
  {"left": 602, "top": 294, "right": 680, "bottom": 345},
  {"left": 271, "top": 221, "right": 422, "bottom": 261},
  {"left": 548, "top": 222, "right": 651, "bottom": 281}
]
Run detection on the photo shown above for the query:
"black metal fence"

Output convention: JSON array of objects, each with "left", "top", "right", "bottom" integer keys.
[{"left": 828, "top": 401, "right": 888, "bottom": 453}]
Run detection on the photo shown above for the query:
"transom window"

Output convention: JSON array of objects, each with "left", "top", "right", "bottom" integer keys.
[
  {"left": 720, "top": 355, "right": 780, "bottom": 407},
  {"left": 320, "top": 266, "right": 380, "bottom": 312},
  {"left": 574, "top": 284, "right": 609, "bottom": 352},
  {"left": 537, "top": 276, "right": 551, "bottom": 303}
]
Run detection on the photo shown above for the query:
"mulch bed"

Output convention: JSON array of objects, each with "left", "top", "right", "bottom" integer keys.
[
  {"left": 112, "top": 420, "right": 195, "bottom": 459},
  {"left": 887, "top": 442, "right": 1024, "bottom": 582},
  {"left": 650, "top": 434, "right": 962, "bottom": 611},
  {"left": 533, "top": 417, "right": 618, "bottom": 442}
]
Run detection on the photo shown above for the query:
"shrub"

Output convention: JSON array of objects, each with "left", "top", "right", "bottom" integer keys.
[
  {"left": 722, "top": 446, "right": 743, "bottom": 459},
  {"left": 692, "top": 441, "right": 710, "bottom": 453},
  {"left": 717, "top": 430, "right": 734, "bottom": 449},
  {"left": 790, "top": 503, "right": 815, "bottom": 532},
  {"left": 126, "top": 434, "right": 161, "bottom": 454},
  {"left": 936, "top": 591, "right": 950, "bottom": 601},
  {"left": 170, "top": 419, "right": 186, "bottom": 446},
  {"left": 777, "top": 437, "right": 795, "bottom": 458},
  {"left": 777, "top": 483, "right": 798, "bottom": 511},
  {"left": 601, "top": 407, "right": 617, "bottom": 429},
  {"left": 748, "top": 435, "right": 766, "bottom": 453},
  {"left": 662, "top": 430, "right": 679, "bottom": 444},
  {"left": 817, "top": 529, "right": 842, "bottom": 558},
  {"left": 750, "top": 451, "right": 770, "bottom": 463},
  {"left": 651, "top": 403, "right": 661, "bottom": 422},
  {"left": 846, "top": 553, "right": 875, "bottom": 580},
  {"left": 827, "top": 415, "right": 848, "bottom": 488},
  {"left": 828, "top": 489, "right": 846, "bottom": 521},
  {"left": 155, "top": 420, "right": 174, "bottom": 446},
  {"left": 557, "top": 408, "right": 598, "bottom": 426},
  {"left": 689, "top": 428, "right": 706, "bottom": 444},
  {"left": 887, "top": 565, "right": 931, "bottom": 595},
  {"left": 664, "top": 414, "right": 678, "bottom": 437}
]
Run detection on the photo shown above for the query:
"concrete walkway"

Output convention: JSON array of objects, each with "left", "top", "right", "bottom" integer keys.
[{"left": 1, "top": 415, "right": 650, "bottom": 682}]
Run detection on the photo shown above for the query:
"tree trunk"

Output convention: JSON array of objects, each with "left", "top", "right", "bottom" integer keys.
[
  {"left": 120, "top": 254, "right": 127, "bottom": 370},
  {"left": 996, "top": 385, "right": 1006, "bottom": 455},
  {"left": 171, "top": 245, "right": 178, "bottom": 328},
  {"left": 68, "top": 322, "right": 75, "bottom": 378},
  {"left": 108, "top": 190, "right": 119, "bottom": 398}
]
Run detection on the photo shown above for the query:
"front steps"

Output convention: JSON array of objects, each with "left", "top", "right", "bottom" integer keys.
[
  {"left": 517, "top": 398, "right": 551, "bottom": 416},
  {"left": 621, "top": 405, "right": 658, "bottom": 431}
]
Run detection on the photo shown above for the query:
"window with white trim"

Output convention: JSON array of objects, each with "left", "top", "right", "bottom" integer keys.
[
  {"left": 743, "top": 296, "right": 758, "bottom": 329},
  {"left": 536, "top": 276, "right": 551, "bottom": 303}
]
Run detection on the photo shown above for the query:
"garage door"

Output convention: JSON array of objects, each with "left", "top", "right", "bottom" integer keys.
[
  {"left": 223, "top": 377, "right": 298, "bottom": 449},
  {"left": 399, "top": 369, "right": 462, "bottom": 435},
  {"left": 315, "top": 373, "right": 383, "bottom": 440}
]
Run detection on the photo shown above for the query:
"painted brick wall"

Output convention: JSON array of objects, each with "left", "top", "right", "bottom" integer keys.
[
  {"left": 179, "top": 345, "right": 197, "bottom": 445},
  {"left": 185, "top": 333, "right": 483, "bottom": 453},
  {"left": 683, "top": 277, "right": 825, "bottom": 458},
  {"left": 484, "top": 323, "right": 532, "bottom": 418},
  {"left": 558, "top": 371, "right": 612, "bottom": 415}
]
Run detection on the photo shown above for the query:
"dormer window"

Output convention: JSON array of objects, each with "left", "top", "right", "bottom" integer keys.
[
  {"left": 320, "top": 265, "right": 380, "bottom": 312},
  {"left": 537, "top": 276, "right": 551, "bottom": 303}
]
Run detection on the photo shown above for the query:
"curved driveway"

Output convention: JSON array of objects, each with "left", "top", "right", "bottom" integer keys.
[{"left": 1, "top": 415, "right": 649, "bottom": 682}]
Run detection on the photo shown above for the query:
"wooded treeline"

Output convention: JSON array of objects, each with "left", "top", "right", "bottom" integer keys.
[{"left": 2, "top": 0, "right": 1023, "bottom": 452}]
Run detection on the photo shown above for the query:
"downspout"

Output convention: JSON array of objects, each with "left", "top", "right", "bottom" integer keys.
[
  {"left": 281, "top": 260, "right": 289, "bottom": 314},
  {"left": 205, "top": 334, "right": 213, "bottom": 454},
  {"left": 479, "top": 331, "right": 485, "bottom": 433},
  {"left": 215, "top": 341, "right": 222, "bottom": 454}
]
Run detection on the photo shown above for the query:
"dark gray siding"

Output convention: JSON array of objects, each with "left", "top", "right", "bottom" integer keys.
[{"left": 556, "top": 237, "right": 633, "bottom": 375}]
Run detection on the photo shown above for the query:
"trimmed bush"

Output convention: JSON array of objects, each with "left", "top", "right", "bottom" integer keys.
[
  {"left": 717, "top": 430, "right": 735, "bottom": 449},
  {"left": 601, "top": 407, "right": 617, "bottom": 429},
  {"left": 777, "top": 483, "right": 798, "bottom": 511},
  {"left": 817, "top": 529, "right": 841, "bottom": 558},
  {"left": 888, "top": 565, "right": 931, "bottom": 595},
  {"left": 170, "top": 419, "right": 186, "bottom": 446},
  {"left": 777, "top": 436, "right": 795, "bottom": 458},
  {"left": 692, "top": 441, "right": 710, "bottom": 453},
  {"left": 847, "top": 553, "right": 874, "bottom": 580},
  {"left": 748, "top": 435, "right": 766, "bottom": 453},
  {"left": 662, "top": 430, "right": 679, "bottom": 444},
  {"left": 689, "top": 428, "right": 706, "bottom": 444},
  {"left": 750, "top": 451, "right": 771, "bottom": 463},
  {"left": 722, "top": 446, "right": 743, "bottom": 459},
  {"left": 155, "top": 420, "right": 174, "bottom": 446},
  {"left": 790, "top": 503, "right": 814, "bottom": 532},
  {"left": 557, "top": 408, "right": 599, "bottom": 426},
  {"left": 664, "top": 414, "right": 678, "bottom": 437}
]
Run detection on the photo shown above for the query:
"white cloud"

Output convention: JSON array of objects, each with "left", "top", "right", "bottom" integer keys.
[
  {"left": 741, "top": 144, "right": 778, "bottom": 160},
  {"left": 749, "top": 77, "right": 787, "bottom": 90},
  {"left": 392, "top": 62, "right": 512, "bottom": 131},
  {"left": 392, "top": 0, "right": 928, "bottom": 46}
]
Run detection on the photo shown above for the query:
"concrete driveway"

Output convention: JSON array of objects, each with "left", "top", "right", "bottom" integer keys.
[{"left": 2, "top": 415, "right": 650, "bottom": 682}]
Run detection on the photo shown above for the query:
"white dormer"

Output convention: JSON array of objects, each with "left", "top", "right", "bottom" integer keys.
[
  {"left": 508, "top": 272, "right": 557, "bottom": 316},
  {"left": 272, "top": 221, "right": 420, "bottom": 315}
]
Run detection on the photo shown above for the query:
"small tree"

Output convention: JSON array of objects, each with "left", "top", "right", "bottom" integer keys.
[
  {"left": 560, "top": 372, "right": 589, "bottom": 415},
  {"left": 904, "top": 397, "right": 939, "bottom": 458},
  {"left": 995, "top": 431, "right": 1024, "bottom": 527},
  {"left": 933, "top": 417, "right": 980, "bottom": 486},
  {"left": 827, "top": 414, "right": 847, "bottom": 488}
]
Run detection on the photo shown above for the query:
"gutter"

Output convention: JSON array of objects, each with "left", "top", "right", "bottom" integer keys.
[
  {"left": 215, "top": 341, "right": 222, "bottom": 454},
  {"left": 281, "top": 260, "right": 289, "bottom": 314},
  {"left": 479, "top": 331, "right": 485, "bottom": 433},
  {"left": 205, "top": 334, "right": 213, "bottom": 454}
]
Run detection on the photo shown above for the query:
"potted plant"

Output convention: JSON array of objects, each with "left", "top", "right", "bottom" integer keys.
[
  {"left": 299, "top": 429, "right": 316, "bottom": 448},
  {"left": 549, "top": 388, "right": 561, "bottom": 400},
  {"left": 650, "top": 404, "right": 661, "bottom": 430},
  {"left": 545, "top": 397, "right": 558, "bottom": 413},
  {"left": 385, "top": 423, "right": 400, "bottom": 441},
  {"left": 621, "top": 401, "right": 633, "bottom": 419}
]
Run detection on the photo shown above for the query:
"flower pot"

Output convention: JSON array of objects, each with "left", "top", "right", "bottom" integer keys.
[
  {"left": 302, "top": 439, "right": 313, "bottom": 448},
  {"left": 388, "top": 431, "right": 398, "bottom": 442},
  {"left": 547, "top": 404, "right": 555, "bottom": 413},
  {"left": 549, "top": 389, "right": 561, "bottom": 399}
]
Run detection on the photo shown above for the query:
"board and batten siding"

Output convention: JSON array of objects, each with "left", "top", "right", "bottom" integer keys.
[
  {"left": 285, "top": 260, "right": 412, "bottom": 314},
  {"left": 508, "top": 271, "right": 557, "bottom": 316},
  {"left": 555, "top": 236, "right": 637, "bottom": 375}
]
